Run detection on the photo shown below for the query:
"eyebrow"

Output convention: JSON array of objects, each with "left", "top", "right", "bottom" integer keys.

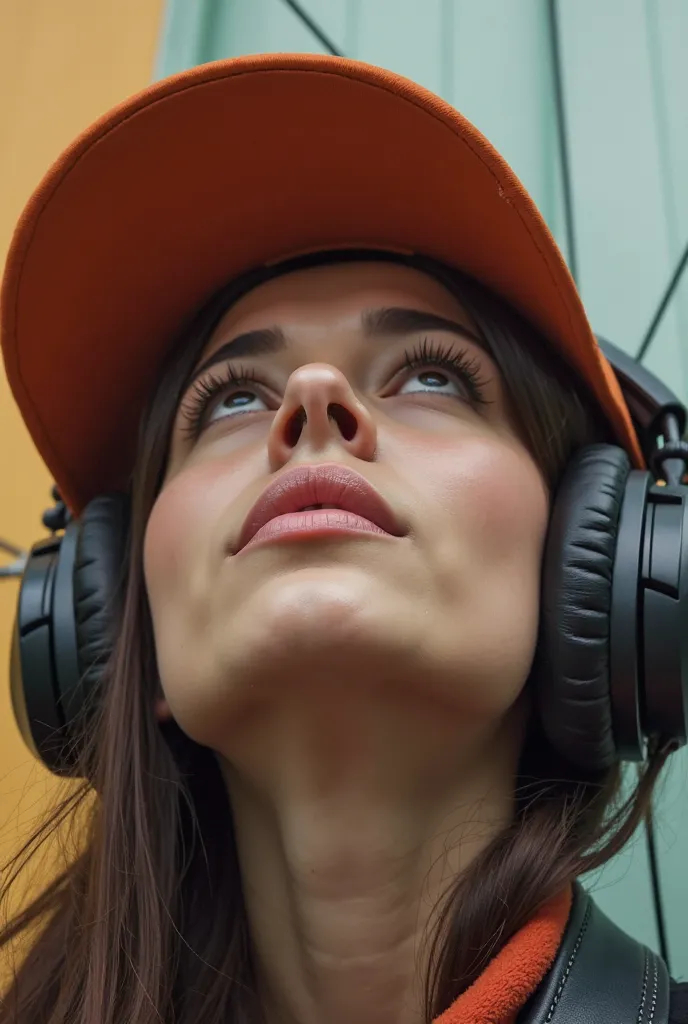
[{"left": 186, "top": 307, "right": 487, "bottom": 387}]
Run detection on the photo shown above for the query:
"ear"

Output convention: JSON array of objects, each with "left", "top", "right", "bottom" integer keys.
[{"left": 154, "top": 695, "right": 173, "bottom": 722}]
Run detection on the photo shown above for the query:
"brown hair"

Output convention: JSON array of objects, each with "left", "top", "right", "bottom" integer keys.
[{"left": 0, "top": 254, "right": 671, "bottom": 1023}]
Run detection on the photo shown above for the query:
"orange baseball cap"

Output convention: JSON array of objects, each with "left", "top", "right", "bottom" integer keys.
[{"left": 1, "top": 52, "right": 642, "bottom": 514}]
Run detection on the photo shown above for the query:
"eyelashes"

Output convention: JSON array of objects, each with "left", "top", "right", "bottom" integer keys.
[
  {"left": 179, "top": 337, "right": 492, "bottom": 441},
  {"left": 400, "top": 336, "right": 491, "bottom": 405},
  {"left": 179, "top": 365, "right": 262, "bottom": 439}
]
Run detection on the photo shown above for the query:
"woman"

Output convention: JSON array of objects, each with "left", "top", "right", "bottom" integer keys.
[{"left": 1, "top": 53, "right": 687, "bottom": 1024}]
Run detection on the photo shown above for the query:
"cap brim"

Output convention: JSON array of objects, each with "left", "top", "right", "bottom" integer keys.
[{"left": 1, "top": 53, "right": 641, "bottom": 513}]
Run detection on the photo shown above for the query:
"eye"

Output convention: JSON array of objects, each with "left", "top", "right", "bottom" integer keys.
[
  {"left": 392, "top": 338, "right": 491, "bottom": 406},
  {"left": 207, "top": 388, "right": 269, "bottom": 422},
  {"left": 180, "top": 367, "right": 271, "bottom": 440},
  {"left": 398, "top": 368, "right": 465, "bottom": 399}
]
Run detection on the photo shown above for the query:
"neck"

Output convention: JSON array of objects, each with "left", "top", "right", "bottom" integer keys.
[{"left": 220, "top": 688, "right": 524, "bottom": 1024}]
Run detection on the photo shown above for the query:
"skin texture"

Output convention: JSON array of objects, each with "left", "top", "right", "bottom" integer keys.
[{"left": 143, "top": 262, "right": 550, "bottom": 1024}]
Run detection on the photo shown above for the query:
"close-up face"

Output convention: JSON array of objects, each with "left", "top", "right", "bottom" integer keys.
[{"left": 143, "top": 260, "right": 550, "bottom": 758}]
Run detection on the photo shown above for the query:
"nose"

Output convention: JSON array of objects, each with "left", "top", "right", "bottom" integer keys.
[{"left": 267, "top": 363, "right": 378, "bottom": 470}]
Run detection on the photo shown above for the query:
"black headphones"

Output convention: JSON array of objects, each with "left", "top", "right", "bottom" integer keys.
[{"left": 8, "top": 337, "right": 688, "bottom": 778}]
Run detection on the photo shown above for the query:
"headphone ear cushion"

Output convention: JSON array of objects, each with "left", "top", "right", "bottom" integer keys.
[
  {"left": 536, "top": 444, "right": 631, "bottom": 773},
  {"left": 71, "top": 493, "right": 129, "bottom": 722}
]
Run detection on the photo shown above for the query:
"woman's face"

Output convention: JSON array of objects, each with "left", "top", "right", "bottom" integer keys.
[{"left": 143, "top": 261, "right": 549, "bottom": 753}]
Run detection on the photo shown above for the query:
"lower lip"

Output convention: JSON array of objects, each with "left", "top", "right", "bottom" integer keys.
[{"left": 240, "top": 509, "right": 391, "bottom": 552}]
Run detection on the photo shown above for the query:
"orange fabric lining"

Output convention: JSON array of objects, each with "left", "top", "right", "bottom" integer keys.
[{"left": 433, "top": 886, "right": 572, "bottom": 1024}]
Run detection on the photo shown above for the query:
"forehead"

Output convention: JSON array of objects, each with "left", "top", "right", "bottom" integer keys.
[{"left": 204, "top": 261, "right": 473, "bottom": 355}]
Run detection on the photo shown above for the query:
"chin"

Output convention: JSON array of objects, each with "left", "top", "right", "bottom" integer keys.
[
  {"left": 221, "top": 566, "right": 413, "bottom": 674},
  {"left": 159, "top": 564, "right": 536, "bottom": 752}
]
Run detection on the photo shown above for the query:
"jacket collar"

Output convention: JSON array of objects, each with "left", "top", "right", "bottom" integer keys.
[{"left": 432, "top": 887, "right": 572, "bottom": 1024}]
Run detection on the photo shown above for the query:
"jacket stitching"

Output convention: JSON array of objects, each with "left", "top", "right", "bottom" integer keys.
[
  {"left": 646, "top": 957, "right": 659, "bottom": 1024},
  {"left": 544, "top": 902, "right": 592, "bottom": 1022},
  {"left": 636, "top": 951, "right": 650, "bottom": 1024}
]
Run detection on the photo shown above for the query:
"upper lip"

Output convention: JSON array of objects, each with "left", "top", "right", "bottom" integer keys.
[{"left": 236, "top": 463, "right": 405, "bottom": 552}]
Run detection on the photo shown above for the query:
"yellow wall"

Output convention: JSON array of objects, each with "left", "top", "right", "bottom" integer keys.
[{"left": 0, "top": 0, "right": 163, "bottom": 900}]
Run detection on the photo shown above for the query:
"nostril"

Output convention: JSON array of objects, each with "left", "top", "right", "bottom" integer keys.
[
  {"left": 285, "top": 408, "right": 306, "bottom": 447},
  {"left": 283, "top": 403, "right": 358, "bottom": 447},
  {"left": 328, "top": 403, "right": 357, "bottom": 441}
]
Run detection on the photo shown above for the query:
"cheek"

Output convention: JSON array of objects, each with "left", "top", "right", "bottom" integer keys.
[
  {"left": 395, "top": 428, "right": 549, "bottom": 560},
  {"left": 398, "top": 431, "right": 550, "bottom": 653},
  {"left": 431, "top": 438, "right": 549, "bottom": 701},
  {"left": 143, "top": 473, "right": 205, "bottom": 609},
  {"left": 143, "top": 459, "right": 249, "bottom": 618},
  {"left": 143, "top": 458, "right": 257, "bottom": 722},
  {"left": 445, "top": 442, "right": 549, "bottom": 556}
]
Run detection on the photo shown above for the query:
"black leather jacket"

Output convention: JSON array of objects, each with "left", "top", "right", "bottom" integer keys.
[{"left": 515, "top": 885, "right": 688, "bottom": 1023}]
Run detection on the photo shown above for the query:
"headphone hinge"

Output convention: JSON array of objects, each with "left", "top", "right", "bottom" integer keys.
[{"left": 650, "top": 412, "right": 688, "bottom": 486}]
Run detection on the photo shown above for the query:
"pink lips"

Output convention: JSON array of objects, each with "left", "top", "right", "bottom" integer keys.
[{"left": 236, "top": 464, "right": 405, "bottom": 554}]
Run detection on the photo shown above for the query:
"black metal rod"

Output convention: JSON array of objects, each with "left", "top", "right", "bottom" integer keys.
[
  {"left": 0, "top": 536, "right": 25, "bottom": 558},
  {"left": 636, "top": 239, "right": 688, "bottom": 362},
  {"left": 644, "top": 806, "right": 671, "bottom": 969},
  {"left": 280, "top": 0, "right": 343, "bottom": 57},
  {"left": 547, "top": 0, "right": 578, "bottom": 285},
  {"left": 0, "top": 537, "right": 27, "bottom": 579}
]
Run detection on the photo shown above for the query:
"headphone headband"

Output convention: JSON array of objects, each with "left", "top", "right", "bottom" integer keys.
[{"left": 597, "top": 338, "right": 687, "bottom": 448}]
